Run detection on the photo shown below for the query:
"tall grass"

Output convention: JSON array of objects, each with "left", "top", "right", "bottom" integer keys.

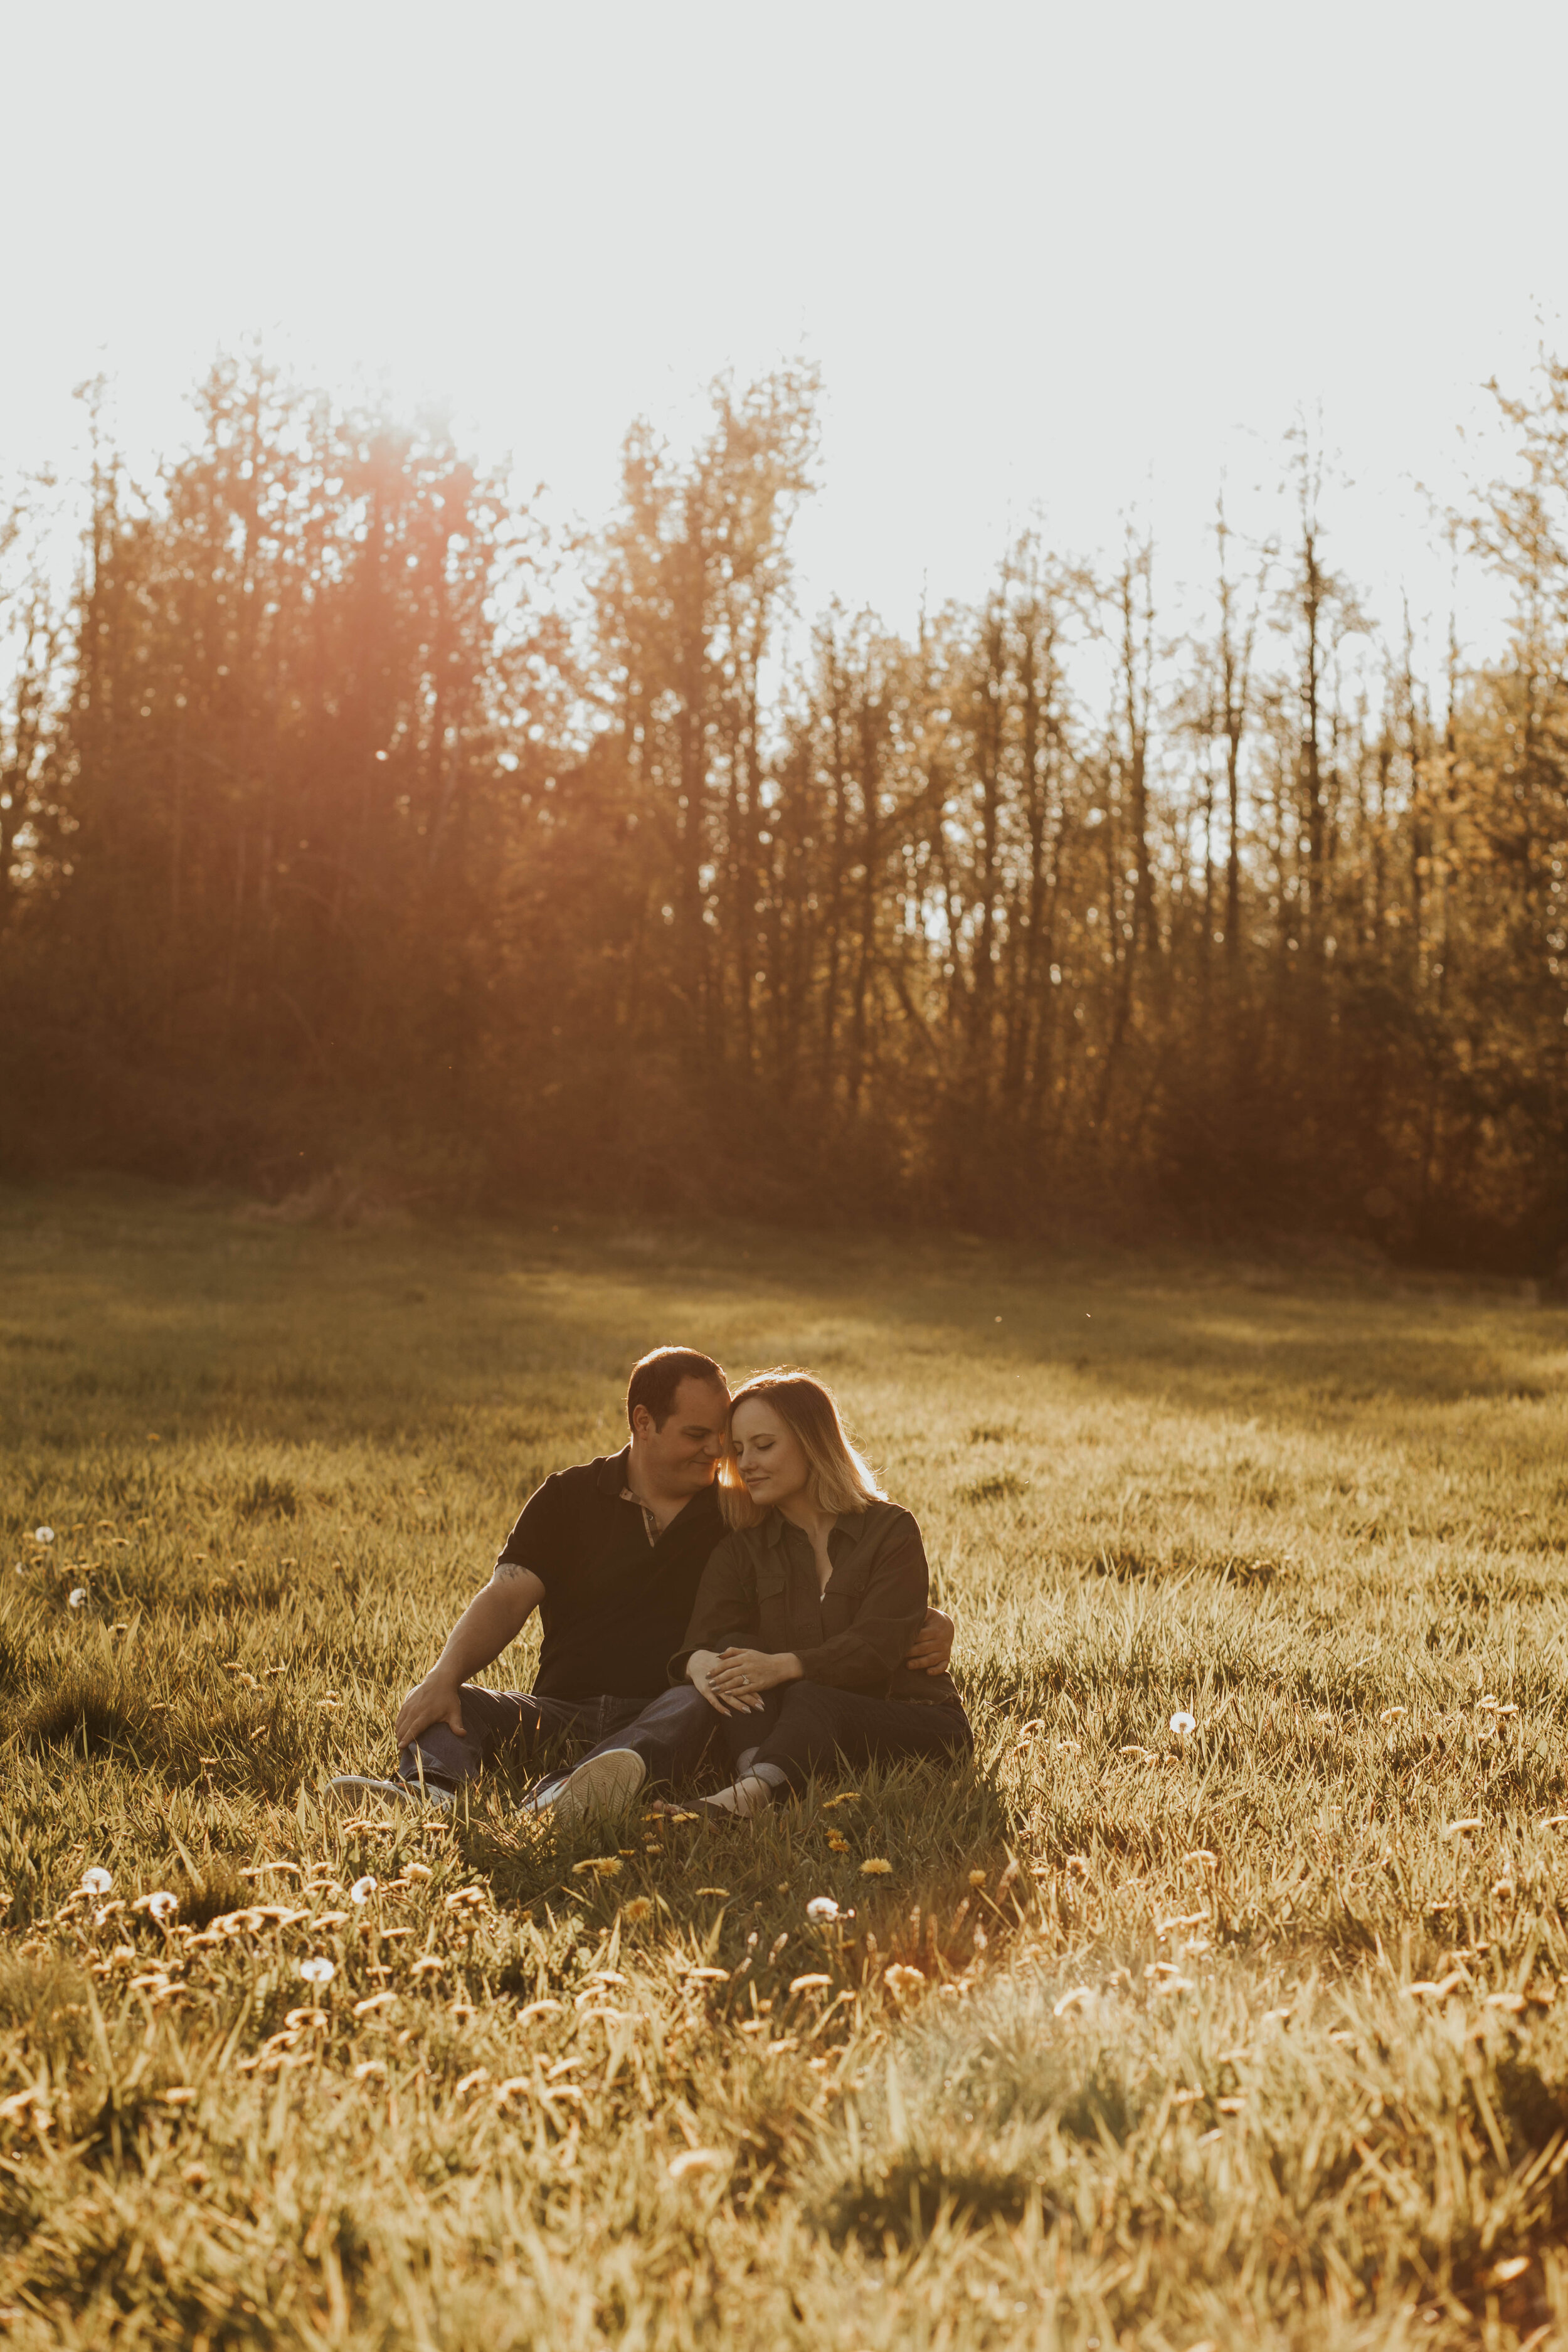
[{"left": 2, "top": 1179, "right": 1567, "bottom": 2346}]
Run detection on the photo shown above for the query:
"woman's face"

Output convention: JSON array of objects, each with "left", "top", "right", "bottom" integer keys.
[{"left": 731, "top": 1397, "right": 811, "bottom": 1511}]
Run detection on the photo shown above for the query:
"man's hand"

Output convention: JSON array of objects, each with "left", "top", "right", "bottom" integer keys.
[
  {"left": 687, "top": 1649, "right": 766, "bottom": 1717},
  {"left": 903, "top": 1606, "right": 955, "bottom": 1675},
  {"left": 389, "top": 1571, "right": 543, "bottom": 1754},
  {"left": 393, "top": 1672, "right": 468, "bottom": 1751}
]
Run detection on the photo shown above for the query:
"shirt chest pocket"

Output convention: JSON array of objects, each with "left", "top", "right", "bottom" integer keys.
[
  {"left": 753, "top": 1565, "right": 798, "bottom": 1652},
  {"left": 819, "top": 1552, "right": 872, "bottom": 1636}
]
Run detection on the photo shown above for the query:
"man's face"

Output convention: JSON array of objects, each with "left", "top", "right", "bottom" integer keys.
[{"left": 631, "top": 1377, "right": 731, "bottom": 1491}]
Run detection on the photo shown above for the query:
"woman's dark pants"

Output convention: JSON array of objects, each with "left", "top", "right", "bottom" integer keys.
[{"left": 723, "top": 1681, "right": 972, "bottom": 1793}]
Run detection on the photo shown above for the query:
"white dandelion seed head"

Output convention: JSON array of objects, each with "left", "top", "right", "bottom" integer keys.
[
  {"left": 82, "top": 1867, "right": 114, "bottom": 1896},
  {"left": 1170, "top": 1711, "right": 1197, "bottom": 1737},
  {"left": 805, "top": 1897, "right": 840, "bottom": 1922},
  {"left": 148, "top": 1890, "right": 178, "bottom": 1922},
  {"left": 68, "top": 1588, "right": 89, "bottom": 1609},
  {"left": 350, "top": 1876, "right": 377, "bottom": 1905},
  {"left": 35, "top": 1526, "right": 55, "bottom": 1545},
  {"left": 299, "top": 1956, "right": 336, "bottom": 1986}
]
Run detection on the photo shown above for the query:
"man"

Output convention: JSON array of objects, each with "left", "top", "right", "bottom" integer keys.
[{"left": 327, "top": 1345, "right": 953, "bottom": 1825}]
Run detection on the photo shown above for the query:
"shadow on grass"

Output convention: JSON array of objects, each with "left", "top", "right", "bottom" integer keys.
[{"left": 4, "top": 1665, "right": 322, "bottom": 1806}]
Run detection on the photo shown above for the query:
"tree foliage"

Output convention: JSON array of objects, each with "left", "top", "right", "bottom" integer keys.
[{"left": 4, "top": 349, "right": 1566, "bottom": 1263}]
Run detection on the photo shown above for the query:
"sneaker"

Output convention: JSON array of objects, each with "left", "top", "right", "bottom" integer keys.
[
  {"left": 325, "top": 1774, "right": 453, "bottom": 1814},
  {"left": 526, "top": 1747, "right": 646, "bottom": 1826},
  {"left": 699, "top": 1774, "right": 775, "bottom": 1820}
]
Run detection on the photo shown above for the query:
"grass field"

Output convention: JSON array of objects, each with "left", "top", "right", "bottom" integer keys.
[{"left": 3, "top": 1180, "right": 1568, "bottom": 2350}]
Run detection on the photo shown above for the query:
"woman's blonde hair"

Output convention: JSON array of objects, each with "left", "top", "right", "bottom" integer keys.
[{"left": 717, "top": 1369, "right": 886, "bottom": 1529}]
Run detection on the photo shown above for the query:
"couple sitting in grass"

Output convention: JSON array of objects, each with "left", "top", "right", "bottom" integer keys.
[{"left": 329, "top": 1347, "right": 970, "bottom": 1824}]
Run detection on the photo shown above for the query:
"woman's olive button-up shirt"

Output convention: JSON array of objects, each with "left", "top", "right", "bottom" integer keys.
[{"left": 671, "top": 1499, "right": 958, "bottom": 1705}]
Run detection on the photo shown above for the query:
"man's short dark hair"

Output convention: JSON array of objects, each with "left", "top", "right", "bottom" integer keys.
[{"left": 627, "top": 1347, "right": 728, "bottom": 1430}]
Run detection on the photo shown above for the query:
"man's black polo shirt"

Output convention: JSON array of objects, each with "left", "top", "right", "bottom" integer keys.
[{"left": 495, "top": 1446, "right": 723, "bottom": 1700}]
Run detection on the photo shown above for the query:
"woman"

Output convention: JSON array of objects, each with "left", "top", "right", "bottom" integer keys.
[{"left": 672, "top": 1370, "right": 972, "bottom": 1816}]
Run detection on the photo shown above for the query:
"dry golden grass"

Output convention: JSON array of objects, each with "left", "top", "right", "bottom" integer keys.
[{"left": 3, "top": 1179, "right": 1568, "bottom": 2348}]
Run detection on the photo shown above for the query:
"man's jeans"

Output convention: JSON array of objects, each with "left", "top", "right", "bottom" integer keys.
[{"left": 399, "top": 1682, "right": 717, "bottom": 1795}]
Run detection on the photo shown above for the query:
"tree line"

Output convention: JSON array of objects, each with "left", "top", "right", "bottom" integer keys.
[{"left": 3, "top": 351, "right": 1565, "bottom": 1266}]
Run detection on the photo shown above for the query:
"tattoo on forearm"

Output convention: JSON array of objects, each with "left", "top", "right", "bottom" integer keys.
[{"left": 492, "top": 1560, "right": 531, "bottom": 1584}]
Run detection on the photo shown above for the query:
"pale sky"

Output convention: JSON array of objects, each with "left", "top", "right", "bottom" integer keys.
[{"left": 5, "top": 0, "right": 1564, "bottom": 669}]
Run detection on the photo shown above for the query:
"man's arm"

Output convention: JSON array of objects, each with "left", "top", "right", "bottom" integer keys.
[
  {"left": 904, "top": 1605, "right": 955, "bottom": 1675},
  {"left": 392, "top": 1568, "right": 544, "bottom": 1750}
]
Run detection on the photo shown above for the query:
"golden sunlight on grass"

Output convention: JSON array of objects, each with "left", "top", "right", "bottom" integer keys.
[{"left": 3, "top": 1181, "right": 1568, "bottom": 2347}]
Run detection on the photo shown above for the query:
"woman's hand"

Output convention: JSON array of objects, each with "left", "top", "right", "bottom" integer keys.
[
  {"left": 687, "top": 1649, "right": 763, "bottom": 1716},
  {"left": 706, "top": 1646, "right": 802, "bottom": 1704},
  {"left": 393, "top": 1670, "right": 467, "bottom": 1750}
]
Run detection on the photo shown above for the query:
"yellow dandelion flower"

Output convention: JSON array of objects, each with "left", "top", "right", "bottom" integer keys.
[
  {"left": 859, "top": 1858, "right": 893, "bottom": 1877},
  {"left": 622, "top": 1897, "right": 653, "bottom": 1922}
]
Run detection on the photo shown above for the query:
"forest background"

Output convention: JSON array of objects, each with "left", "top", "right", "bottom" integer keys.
[{"left": 2, "top": 347, "right": 1566, "bottom": 1269}]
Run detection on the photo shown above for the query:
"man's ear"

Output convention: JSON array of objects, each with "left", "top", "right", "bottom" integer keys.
[{"left": 629, "top": 1403, "right": 654, "bottom": 1440}]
